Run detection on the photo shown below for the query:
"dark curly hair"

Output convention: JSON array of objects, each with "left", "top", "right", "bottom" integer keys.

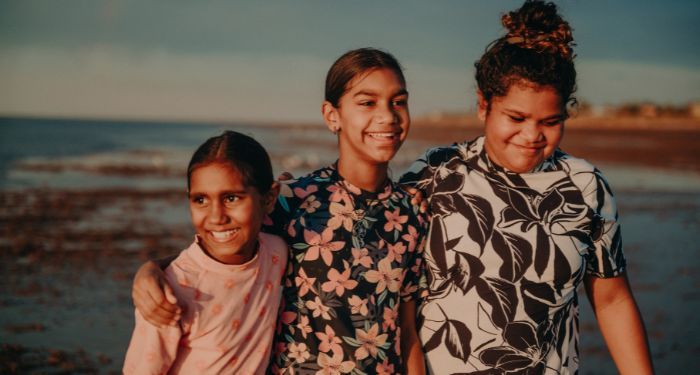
[{"left": 475, "top": 0, "right": 577, "bottom": 112}]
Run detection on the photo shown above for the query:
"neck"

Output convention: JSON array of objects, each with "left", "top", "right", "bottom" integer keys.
[{"left": 337, "top": 158, "right": 389, "bottom": 192}]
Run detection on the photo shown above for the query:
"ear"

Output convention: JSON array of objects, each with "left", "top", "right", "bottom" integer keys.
[
  {"left": 262, "top": 181, "right": 280, "bottom": 214},
  {"left": 322, "top": 101, "right": 340, "bottom": 133},
  {"left": 476, "top": 90, "right": 488, "bottom": 122}
]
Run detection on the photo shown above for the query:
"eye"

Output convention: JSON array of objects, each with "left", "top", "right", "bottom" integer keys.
[
  {"left": 223, "top": 194, "right": 239, "bottom": 206},
  {"left": 543, "top": 120, "right": 562, "bottom": 127},
  {"left": 392, "top": 99, "right": 408, "bottom": 107},
  {"left": 508, "top": 115, "right": 525, "bottom": 123},
  {"left": 191, "top": 195, "right": 207, "bottom": 205},
  {"left": 359, "top": 100, "right": 375, "bottom": 107}
]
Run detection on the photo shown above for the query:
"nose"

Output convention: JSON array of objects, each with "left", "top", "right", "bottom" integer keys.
[
  {"left": 376, "top": 102, "right": 397, "bottom": 125},
  {"left": 521, "top": 121, "right": 543, "bottom": 143},
  {"left": 207, "top": 201, "right": 228, "bottom": 225}
]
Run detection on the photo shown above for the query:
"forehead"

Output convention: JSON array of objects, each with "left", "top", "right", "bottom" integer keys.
[
  {"left": 189, "top": 162, "right": 246, "bottom": 189},
  {"left": 345, "top": 67, "right": 406, "bottom": 94},
  {"left": 495, "top": 83, "right": 564, "bottom": 112}
]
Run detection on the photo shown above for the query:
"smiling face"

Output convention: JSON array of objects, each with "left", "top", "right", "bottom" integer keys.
[
  {"left": 323, "top": 67, "right": 410, "bottom": 169},
  {"left": 188, "top": 162, "right": 276, "bottom": 265},
  {"left": 479, "top": 82, "right": 566, "bottom": 173}
]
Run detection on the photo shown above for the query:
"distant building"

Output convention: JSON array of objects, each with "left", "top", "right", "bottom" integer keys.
[
  {"left": 639, "top": 103, "right": 658, "bottom": 118},
  {"left": 690, "top": 102, "right": 700, "bottom": 118}
]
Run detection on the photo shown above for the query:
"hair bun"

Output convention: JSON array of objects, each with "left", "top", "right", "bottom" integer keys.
[{"left": 501, "top": 0, "right": 574, "bottom": 60}]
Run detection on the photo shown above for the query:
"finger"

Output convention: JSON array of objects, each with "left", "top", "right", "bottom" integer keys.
[
  {"left": 277, "top": 171, "right": 294, "bottom": 181},
  {"left": 164, "top": 284, "right": 178, "bottom": 305},
  {"left": 150, "top": 283, "right": 181, "bottom": 317}
]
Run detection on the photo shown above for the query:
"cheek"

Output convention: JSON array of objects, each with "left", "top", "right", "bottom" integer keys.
[{"left": 545, "top": 127, "right": 564, "bottom": 146}]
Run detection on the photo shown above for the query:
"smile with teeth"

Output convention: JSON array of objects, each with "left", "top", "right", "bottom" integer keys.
[
  {"left": 367, "top": 132, "right": 400, "bottom": 140},
  {"left": 210, "top": 229, "right": 239, "bottom": 242}
]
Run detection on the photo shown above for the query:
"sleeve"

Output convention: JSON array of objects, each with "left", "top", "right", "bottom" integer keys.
[
  {"left": 123, "top": 310, "right": 181, "bottom": 375},
  {"left": 398, "top": 149, "right": 434, "bottom": 193},
  {"left": 583, "top": 168, "right": 626, "bottom": 278},
  {"left": 262, "top": 180, "right": 297, "bottom": 237}
]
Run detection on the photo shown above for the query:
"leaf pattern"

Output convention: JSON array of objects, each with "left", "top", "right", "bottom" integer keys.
[{"left": 398, "top": 136, "right": 627, "bottom": 374}]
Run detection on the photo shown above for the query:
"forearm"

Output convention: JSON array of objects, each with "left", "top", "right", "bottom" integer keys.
[
  {"left": 586, "top": 275, "right": 654, "bottom": 374},
  {"left": 400, "top": 300, "right": 426, "bottom": 374},
  {"left": 594, "top": 295, "right": 653, "bottom": 374}
]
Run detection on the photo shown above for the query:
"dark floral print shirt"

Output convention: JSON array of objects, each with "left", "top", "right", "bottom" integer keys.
[
  {"left": 399, "top": 136, "right": 626, "bottom": 375},
  {"left": 266, "top": 163, "right": 428, "bottom": 374}
]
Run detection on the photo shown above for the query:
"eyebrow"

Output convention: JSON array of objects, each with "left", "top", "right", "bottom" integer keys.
[
  {"left": 502, "top": 109, "right": 565, "bottom": 120},
  {"left": 188, "top": 189, "right": 247, "bottom": 197},
  {"left": 353, "top": 88, "right": 409, "bottom": 98}
]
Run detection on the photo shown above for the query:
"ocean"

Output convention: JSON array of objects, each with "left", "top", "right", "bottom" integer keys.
[{"left": 0, "top": 117, "right": 698, "bottom": 373}]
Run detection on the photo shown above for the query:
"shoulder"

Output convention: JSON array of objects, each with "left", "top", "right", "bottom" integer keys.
[
  {"left": 259, "top": 232, "right": 289, "bottom": 257},
  {"left": 555, "top": 150, "right": 610, "bottom": 188},
  {"left": 166, "top": 243, "right": 203, "bottom": 288},
  {"left": 419, "top": 142, "right": 468, "bottom": 167},
  {"left": 400, "top": 138, "right": 477, "bottom": 188},
  {"left": 554, "top": 150, "right": 617, "bottom": 210},
  {"left": 279, "top": 166, "right": 334, "bottom": 199},
  {"left": 553, "top": 150, "right": 597, "bottom": 174}
]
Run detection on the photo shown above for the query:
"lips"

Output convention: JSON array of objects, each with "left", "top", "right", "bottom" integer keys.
[{"left": 513, "top": 143, "right": 545, "bottom": 154}]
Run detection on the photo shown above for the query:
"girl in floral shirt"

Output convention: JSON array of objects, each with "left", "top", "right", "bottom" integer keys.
[{"left": 132, "top": 48, "right": 429, "bottom": 374}]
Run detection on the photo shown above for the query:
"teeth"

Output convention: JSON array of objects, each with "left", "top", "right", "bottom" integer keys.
[
  {"left": 211, "top": 229, "right": 238, "bottom": 241},
  {"left": 368, "top": 132, "right": 396, "bottom": 138}
]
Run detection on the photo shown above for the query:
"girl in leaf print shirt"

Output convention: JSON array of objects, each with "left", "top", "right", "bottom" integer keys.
[{"left": 400, "top": 1, "right": 653, "bottom": 374}]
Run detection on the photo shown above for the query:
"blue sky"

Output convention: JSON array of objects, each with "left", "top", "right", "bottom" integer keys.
[{"left": 1, "top": 0, "right": 698, "bottom": 122}]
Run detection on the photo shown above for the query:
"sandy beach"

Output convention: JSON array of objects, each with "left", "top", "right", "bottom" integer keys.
[{"left": 1, "top": 118, "right": 699, "bottom": 374}]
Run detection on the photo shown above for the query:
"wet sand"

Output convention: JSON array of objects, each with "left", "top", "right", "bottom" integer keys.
[{"left": 1, "top": 122, "right": 699, "bottom": 374}]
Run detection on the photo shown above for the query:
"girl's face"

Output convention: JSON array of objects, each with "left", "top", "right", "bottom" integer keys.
[
  {"left": 479, "top": 83, "right": 566, "bottom": 173},
  {"left": 323, "top": 67, "right": 409, "bottom": 168},
  {"left": 188, "top": 162, "right": 277, "bottom": 265}
]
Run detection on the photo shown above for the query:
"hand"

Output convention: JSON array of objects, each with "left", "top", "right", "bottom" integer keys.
[
  {"left": 277, "top": 171, "right": 295, "bottom": 181},
  {"left": 402, "top": 185, "right": 428, "bottom": 214},
  {"left": 131, "top": 260, "right": 181, "bottom": 328}
]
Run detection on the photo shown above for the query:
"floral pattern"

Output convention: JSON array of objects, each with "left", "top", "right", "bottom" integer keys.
[
  {"left": 266, "top": 163, "right": 428, "bottom": 374},
  {"left": 400, "top": 136, "right": 626, "bottom": 374}
]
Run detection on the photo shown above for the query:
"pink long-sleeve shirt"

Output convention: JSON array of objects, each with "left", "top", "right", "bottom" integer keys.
[{"left": 124, "top": 232, "right": 287, "bottom": 375}]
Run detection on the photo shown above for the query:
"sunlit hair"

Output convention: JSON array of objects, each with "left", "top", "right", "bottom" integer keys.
[
  {"left": 325, "top": 47, "right": 405, "bottom": 107},
  {"left": 187, "top": 130, "right": 273, "bottom": 194},
  {"left": 475, "top": 0, "right": 577, "bottom": 112}
]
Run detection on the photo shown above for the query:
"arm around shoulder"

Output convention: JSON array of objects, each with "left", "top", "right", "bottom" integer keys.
[{"left": 131, "top": 254, "right": 181, "bottom": 328}]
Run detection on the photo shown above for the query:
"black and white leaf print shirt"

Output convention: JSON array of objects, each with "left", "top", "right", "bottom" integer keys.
[{"left": 400, "top": 136, "right": 626, "bottom": 375}]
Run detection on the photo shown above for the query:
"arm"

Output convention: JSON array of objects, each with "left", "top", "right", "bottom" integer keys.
[
  {"left": 400, "top": 299, "right": 425, "bottom": 374},
  {"left": 123, "top": 309, "right": 180, "bottom": 374},
  {"left": 131, "top": 255, "right": 181, "bottom": 328},
  {"left": 584, "top": 273, "right": 654, "bottom": 375}
]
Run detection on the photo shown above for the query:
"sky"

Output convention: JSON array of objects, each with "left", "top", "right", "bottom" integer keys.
[{"left": 1, "top": 0, "right": 699, "bottom": 123}]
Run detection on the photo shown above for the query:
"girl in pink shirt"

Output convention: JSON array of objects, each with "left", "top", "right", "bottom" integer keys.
[{"left": 123, "top": 131, "right": 286, "bottom": 374}]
